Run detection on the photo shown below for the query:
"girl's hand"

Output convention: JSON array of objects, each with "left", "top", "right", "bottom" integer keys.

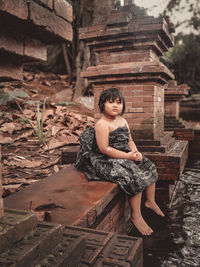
[
  {"left": 127, "top": 150, "right": 142, "bottom": 161},
  {"left": 134, "top": 151, "right": 142, "bottom": 161}
]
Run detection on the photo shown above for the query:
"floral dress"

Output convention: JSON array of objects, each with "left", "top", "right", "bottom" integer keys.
[{"left": 74, "top": 126, "right": 158, "bottom": 196}]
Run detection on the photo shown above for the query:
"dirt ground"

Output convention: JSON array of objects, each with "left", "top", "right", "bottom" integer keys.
[{"left": 0, "top": 71, "right": 94, "bottom": 197}]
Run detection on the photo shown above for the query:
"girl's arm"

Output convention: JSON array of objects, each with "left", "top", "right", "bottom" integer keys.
[
  {"left": 125, "top": 120, "right": 143, "bottom": 161},
  {"left": 124, "top": 121, "right": 138, "bottom": 152},
  {"left": 95, "top": 120, "right": 137, "bottom": 160}
]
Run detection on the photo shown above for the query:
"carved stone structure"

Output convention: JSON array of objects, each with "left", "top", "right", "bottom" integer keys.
[
  {"left": 0, "top": 209, "right": 143, "bottom": 266},
  {"left": 79, "top": 6, "right": 188, "bottom": 202},
  {"left": 0, "top": 0, "right": 73, "bottom": 81},
  {"left": 164, "top": 80, "right": 194, "bottom": 140}
]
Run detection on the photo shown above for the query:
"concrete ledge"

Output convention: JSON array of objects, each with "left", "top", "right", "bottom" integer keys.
[{"left": 4, "top": 166, "right": 121, "bottom": 228}]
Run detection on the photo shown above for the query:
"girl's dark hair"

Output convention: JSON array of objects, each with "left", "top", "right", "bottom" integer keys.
[{"left": 98, "top": 87, "right": 125, "bottom": 115}]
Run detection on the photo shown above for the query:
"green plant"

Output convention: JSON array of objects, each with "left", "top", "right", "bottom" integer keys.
[
  {"left": 16, "top": 99, "right": 51, "bottom": 144},
  {"left": 0, "top": 90, "right": 29, "bottom": 105}
]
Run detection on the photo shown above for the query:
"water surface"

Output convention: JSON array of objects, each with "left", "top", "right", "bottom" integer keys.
[{"left": 130, "top": 159, "right": 200, "bottom": 267}]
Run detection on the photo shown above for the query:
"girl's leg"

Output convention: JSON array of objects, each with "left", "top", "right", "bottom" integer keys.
[
  {"left": 129, "top": 192, "right": 153, "bottom": 235},
  {"left": 145, "top": 183, "right": 164, "bottom": 216}
]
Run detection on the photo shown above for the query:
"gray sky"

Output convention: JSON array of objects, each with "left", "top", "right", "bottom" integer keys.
[{"left": 121, "top": 0, "right": 195, "bottom": 34}]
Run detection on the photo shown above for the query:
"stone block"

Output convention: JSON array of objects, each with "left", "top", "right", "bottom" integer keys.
[
  {"left": 39, "top": 0, "right": 54, "bottom": 9},
  {"left": 29, "top": 1, "right": 73, "bottom": 42},
  {"left": 94, "top": 258, "right": 131, "bottom": 266},
  {"left": 0, "top": 209, "right": 38, "bottom": 253},
  {"left": 99, "top": 234, "right": 143, "bottom": 267},
  {"left": 36, "top": 226, "right": 86, "bottom": 267},
  {"left": 0, "top": 0, "right": 28, "bottom": 20},
  {"left": 63, "top": 225, "right": 113, "bottom": 266},
  {"left": 0, "top": 31, "right": 23, "bottom": 56},
  {"left": 0, "top": 63, "right": 23, "bottom": 81},
  {"left": 61, "top": 145, "right": 80, "bottom": 164},
  {"left": 0, "top": 222, "right": 63, "bottom": 266},
  {"left": 4, "top": 166, "right": 119, "bottom": 227},
  {"left": 24, "top": 37, "right": 47, "bottom": 62},
  {"left": 54, "top": 0, "right": 73, "bottom": 23}
]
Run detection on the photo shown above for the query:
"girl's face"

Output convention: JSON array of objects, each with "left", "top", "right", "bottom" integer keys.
[{"left": 104, "top": 98, "right": 123, "bottom": 118}]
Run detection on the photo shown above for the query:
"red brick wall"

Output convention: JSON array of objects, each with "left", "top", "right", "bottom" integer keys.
[
  {"left": 165, "top": 100, "right": 179, "bottom": 117},
  {"left": 94, "top": 83, "right": 164, "bottom": 140},
  {"left": 98, "top": 50, "right": 159, "bottom": 65},
  {"left": 95, "top": 195, "right": 131, "bottom": 234}
]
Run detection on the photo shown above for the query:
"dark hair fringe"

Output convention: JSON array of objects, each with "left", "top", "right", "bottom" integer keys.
[{"left": 98, "top": 87, "right": 125, "bottom": 115}]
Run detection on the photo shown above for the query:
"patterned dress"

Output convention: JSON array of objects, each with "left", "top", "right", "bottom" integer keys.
[{"left": 75, "top": 126, "right": 158, "bottom": 196}]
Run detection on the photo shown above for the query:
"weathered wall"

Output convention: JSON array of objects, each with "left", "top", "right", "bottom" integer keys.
[{"left": 0, "top": 0, "right": 73, "bottom": 81}]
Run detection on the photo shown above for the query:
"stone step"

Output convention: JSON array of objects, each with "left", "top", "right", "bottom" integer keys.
[
  {"left": 137, "top": 145, "right": 166, "bottom": 153},
  {"left": 35, "top": 226, "right": 86, "bottom": 267},
  {"left": 165, "top": 125, "right": 185, "bottom": 128},
  {"left": 61, "top": 145, "right": 80, "bottom": 164},
  {"left": 62, "top": 226, "right": 142, "bottom": 267},
  {"left": 135, "top": 139, "right": 161, "bottom": 146},
  {"left": 0, "top": 221, "right": 63, "bottom": 267},
  {"left": 160, "top": 131, "right": 174, "bottom": 145},
  {"left": 0, "top": 209, "right": 38, "bottom": 253}
]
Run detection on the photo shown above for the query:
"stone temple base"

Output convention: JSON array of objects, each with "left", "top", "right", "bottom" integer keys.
[{"left": 135, "top": 133, "right": 188, "bottom": 203}]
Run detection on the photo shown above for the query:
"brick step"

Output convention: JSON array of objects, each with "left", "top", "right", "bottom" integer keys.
[
  {"left": 165, "top": 125, "right": 185, "bottom": 129},
  {"left": 160, "top": 131, "right": 174, "bottom": 145},
  {"left": 61, "top": 145, "right": 80, "bottom": 164},
  {"left": 0, "top": 209, "right": 38, "bottom": 253},
  {"left": 137, "top": 145, "right": 166, "bottom": 153},
  {"left": 0, "top": 221, "right": 63, "bottom": 267},
  {"left": 135, "top": 139, "right": 161, "bottom": 146}
]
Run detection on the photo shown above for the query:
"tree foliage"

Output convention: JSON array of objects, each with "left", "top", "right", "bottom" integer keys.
[
  {"left": 162, "top": 33, "right": 200, "bottom": 93},
  {"left": 162, "top": 0, "right": 200, "bottom": 93},
  {"left": 164, "top": 0, "right": 200, "bottom": 32}
]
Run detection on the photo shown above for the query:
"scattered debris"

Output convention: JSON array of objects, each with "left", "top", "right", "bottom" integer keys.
[{"left": 0, "top": 71, "right": 94, "bottom": 197}]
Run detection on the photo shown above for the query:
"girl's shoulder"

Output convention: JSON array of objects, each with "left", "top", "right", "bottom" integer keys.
[
  {"left": 95, "top": 118, "right": 109, "bottom": 128},
  {"left": 120, "top": 117, "right": 129, "bottom": 126}
]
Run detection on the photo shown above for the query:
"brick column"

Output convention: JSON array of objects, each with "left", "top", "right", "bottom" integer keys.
[
  {"left": 0, "top": 146, "right": 4, "bottom": 218},
  {"left": 164, "top": 80, "right": 194, "bottom": 141},
  {"left": 80, "top": 8, "right": 174, "bottom": 140},
  {"left": 165, "top": 80, "right": 190, "bottom": 117}
]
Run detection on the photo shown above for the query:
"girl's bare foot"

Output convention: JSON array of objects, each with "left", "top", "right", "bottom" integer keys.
[
  {"left": 132, "top": 216, "right": 153, "bottom": 236},
  {"left": 145, "top": 200, "right": 165, "bottom": 217}
]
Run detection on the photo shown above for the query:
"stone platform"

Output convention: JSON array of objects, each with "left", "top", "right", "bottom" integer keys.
[
  {"left": 4, "top": 166, "right": 131, "bottom": 233},
  {"left": 164, "top": 116, "right": 194, "bottom": 141},
  {"left": 0, "top": 209, "right": 143, "bottom": 266}
]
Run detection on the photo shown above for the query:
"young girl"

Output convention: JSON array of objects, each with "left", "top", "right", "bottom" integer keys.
[{"left": 75, "top": 87, "right": 164, "bottom": 236}]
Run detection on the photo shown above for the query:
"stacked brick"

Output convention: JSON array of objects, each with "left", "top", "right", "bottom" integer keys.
[
  {"left": 80, "top": 9, "right": 175, "bottom": 140},
  {"left": 165, "top": 80, "right": 190, "bottom": 117},
  {"left": 164, "top": 80, "right": 194, "bottom": 140},
  {"left": 0, "top": 0, "right": 73, "bottom": 81},
  {"left": 79, "top": 7, "right": 189, "bottom": 202}
]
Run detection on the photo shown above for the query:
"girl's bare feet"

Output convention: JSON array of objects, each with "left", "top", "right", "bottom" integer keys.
[
  {"left": 145, "top": 200, "right": 165, "bottom": 217},
  {"left": 132, "top": 216, "right": 153, "bottom": 236}
]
